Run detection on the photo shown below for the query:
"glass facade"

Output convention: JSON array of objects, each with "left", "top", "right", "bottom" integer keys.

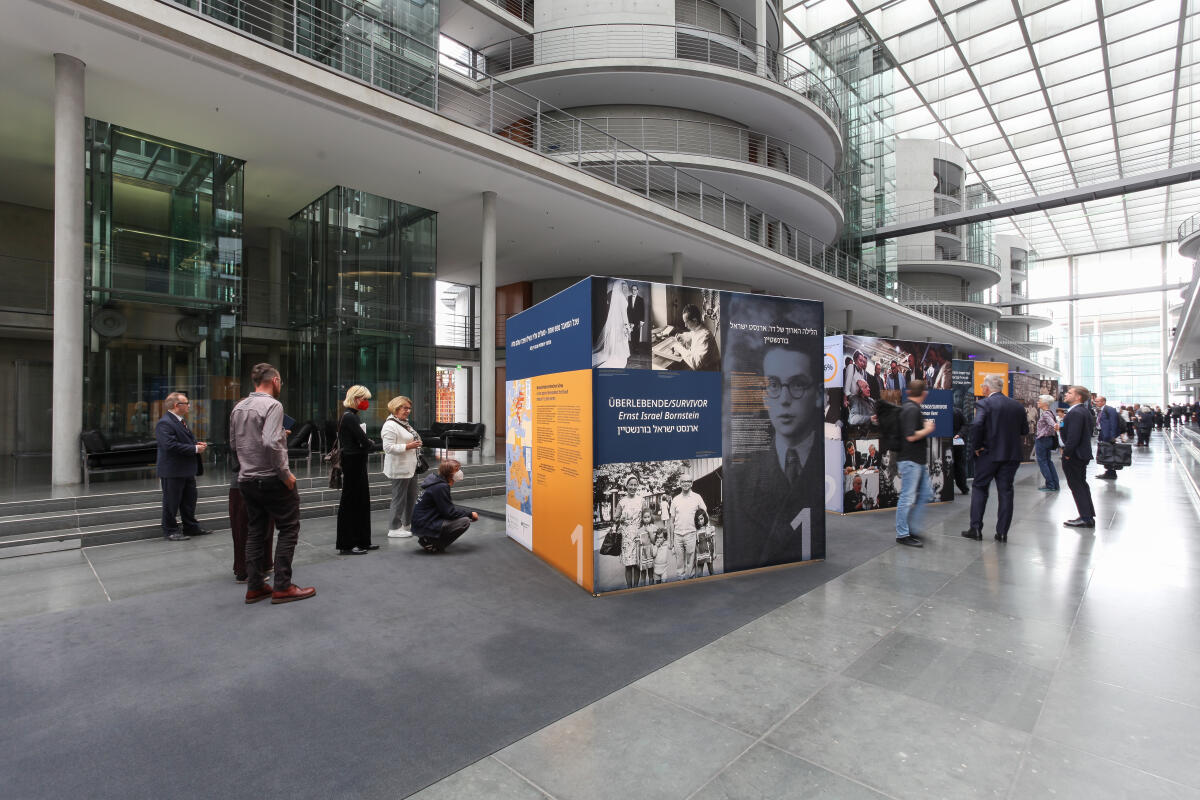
[
  {"left": 288, "top": 187, "right": 436, "bottom": 437},
  {"left": 84, "top": 121, "right": 245, "bottom": 445}
]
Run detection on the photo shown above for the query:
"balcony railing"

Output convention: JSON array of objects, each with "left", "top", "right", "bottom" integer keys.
[
  {"left": 162, "top": 0, "right": 1045, "bottom": 361},
  {"left": 546, "top": 116, "right": 842, "bottom": 203},
  {"left": 475, "top": 24, "right": 842, "bottom": 128},
  {"left": 1180, "top": 212, "right": 1200, "bottom": 243},
  {"left": 481, "top": 0, "right": 534, "bottom": 25},
  {"left": 896, "top": 245, "right": 1002, "bottom": 273},
  {"left": 676, "top": 0, "right": 757, "bottom": 45},
  {"left": 899, "top": 287, "right": 997, "bottom": 305}
]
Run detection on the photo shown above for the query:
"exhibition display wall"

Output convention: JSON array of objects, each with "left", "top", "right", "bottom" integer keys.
[
  {"left": 505, "top": 277, "right": 825, "bottom": 595},
  {"left": 1008, "top": 372, "right": 1042, "bottom": 462},
  {"left": 823, "top": 335, "right": 955, "bottom": 514},
  {"left": 951, "top": 359, "right": 1012, "bottom": 477}
]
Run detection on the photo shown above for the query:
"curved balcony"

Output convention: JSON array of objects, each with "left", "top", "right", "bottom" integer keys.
[
  {"left": 896, "top": 245, "right": 1003, "bottom": 288},
  {"left": 1179, "top": 212, "right": 1200, "bottom": 260},
  {"left": 999, "top": 307, "right": 1053, "bottom": 330},
  {"left": 476, "top": 24, "right": 843, "bottom": 166},
  {"left": 896, "top": 286, "right": 1001, "bottom": 323},
  {"left": 539, "top": 115, "right": 843, "bottom": 239}
]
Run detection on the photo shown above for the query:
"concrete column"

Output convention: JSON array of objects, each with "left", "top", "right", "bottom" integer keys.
[
  {"left": 671, "top": 252, "right": 683, "bottom": 286},
  {"left": 891, "top": 325, "right": 899, "bottom": 339},
  {"left": 268, "top": 226, "right": 284, "bottom": 326},
  {"left": 845, "top": 309, "right": 853, "bottom": 335},
  {"left": 755, "top": 0, "right": 768, "bottom": 77},
  {"left": 52, "top": 53, "right": 85, "bottom": 487},
  {"left": 480, "top": 191, "right": 497, "bottom": 460},
  {"left": 1161, "top": 243, "right": 1170, "bottom": 407}
]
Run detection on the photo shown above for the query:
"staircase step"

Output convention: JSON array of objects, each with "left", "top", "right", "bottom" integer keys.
[{"left": 0, "top": 480, "right": 506, "bottom": 556}]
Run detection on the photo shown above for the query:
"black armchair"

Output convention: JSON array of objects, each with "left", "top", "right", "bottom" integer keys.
[
  {"left": 417, "top": 422, "right": 486, "bottom": 454},
  {"left": 80, "top": 430, "right": 158, "bottom": 488}
]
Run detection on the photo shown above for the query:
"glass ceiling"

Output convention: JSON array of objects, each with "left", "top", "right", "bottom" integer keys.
[{"left": 783, "top": 0, "right": 1200, "bottom": 257}]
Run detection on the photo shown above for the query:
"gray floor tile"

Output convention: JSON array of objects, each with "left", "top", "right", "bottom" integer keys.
[
  {"left": 838, "top": 560, "right": 953, "bottom": 598},
  {"left": 896, "top": 600, "right": 1071, "bottom": 672},
  {"left": 408, "top": 756, "right": 552, "bottom": 800},
  {"left": 691, "top": 743, "right": 888, "bottom": 800},
  {"left": 767, "top": 676, "right": 1027, "bottom": 800},
  {"left": 721, "top": 603, "right": 889, "bottom": 672},
  {"left": 0, "top": 548, "right": 87, "bottom": 576},
  {"left": 843, "top": 631, "right": 1053, "bottom": 732},
  {"left": 1011, "top": 738, "right": 1200, "bottom": 800},
  {"left": 1057, "top": 627, "right": 1200, "bottom": 707},
  {"left": 634, "top": 636, "right": 834, "bottom": 737},
  {"left": 90, "top": 548, "right": 227, "bottom": 600},
  {"left": 1036, "top": 672, "right": 1200, "bottom": 788},
  {"left": 1073, "top": 590, "right": 1200, "bottom": 654},
  {"left": 791, "top": 578, "right": 928, "bottom": 628},
  {"left": 496, "top": 686, "right": 753, "bottom": 800},
  {"left": 869, "top": 536, "right": 987, "bottom": 575},
  {"left": 0, "top": 578, "right": 109, "bottom": 621},
  {"left": 931, "top": 572, "right": 1084, "bottom": 625}
]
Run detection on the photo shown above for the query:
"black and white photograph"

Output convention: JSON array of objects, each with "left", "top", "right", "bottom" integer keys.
[
  {"left": 843, "top": 470, "right": 879, "bottom": 512},
  {"left": 592, "top": 458, "right": 723, "bottom": 592},
  {"left": 649, "top": 284, "right": 721, "bottom": 371},
  {"left": 842, "top": 335, "right": 953, "bottom": 439},
  {"left": 721, "top": 292, "right": 824, "bottom": 571},
  {"left": 591, "top": 277, "right": 652, "bottom": 369},
  {"left": 929, "top": 437, "right": 957, "bottom": 502}
]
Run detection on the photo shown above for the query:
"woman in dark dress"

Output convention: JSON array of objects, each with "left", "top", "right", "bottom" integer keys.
[{"left": 336, "top": 384, "right": 377, "bottom": 555}]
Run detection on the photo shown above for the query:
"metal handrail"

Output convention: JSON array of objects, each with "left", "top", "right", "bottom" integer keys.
[
  {"left": 676, "top": 0, "right": 757, "bottom": 45},
  {"left": 475, "top": 23, "right": 842, "bottom": 128},
  {"left": 896, "top": 245, "right": 1002, "bottom": 272},
  {"left": 163, "top": 0, "right": 1045, "bottom": 360},
  {"left": 554, "top": 115, "right": 842, "bottom": 202},
  {"left": 1179, "top": 212, "right": 1200, "bottom": 242},
  {"left": 479, "top": 0, "right": 535, "bottom": 25}
]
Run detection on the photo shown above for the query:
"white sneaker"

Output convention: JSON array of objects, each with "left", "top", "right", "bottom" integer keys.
[{"left": 387, "top": 528, "right": 413, "bottom": 539}]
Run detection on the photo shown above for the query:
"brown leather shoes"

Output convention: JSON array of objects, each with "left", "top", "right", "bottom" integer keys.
[
  {"left": 245, "top": 585, "right": 274, "bottom": 604},
  {"left": 271, "top": 585, "right": 317, "bottom": 604}
]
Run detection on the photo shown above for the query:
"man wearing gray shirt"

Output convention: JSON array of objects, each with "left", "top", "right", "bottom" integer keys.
[{"left": 229, "top": 363, "right": 316, "bottom": 605}]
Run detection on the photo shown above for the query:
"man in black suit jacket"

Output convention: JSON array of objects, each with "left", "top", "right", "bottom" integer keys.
[
  {"left": 963, "top": 374, "right": 1029, "bottom": 542},
  {"left": 156, "top": 392, "right": 211, "bottom": 541},
  {"left": 627, "top": 283, "right": 646, "bottom": 348},
  {"left": 1060, "top": 385, "right": 1097, "bottom": 528},
  {"left": 724, "top": 342, "right": 823, "bottom": 572}
]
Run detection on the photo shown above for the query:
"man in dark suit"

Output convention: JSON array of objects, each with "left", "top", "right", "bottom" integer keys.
[
  {"left": 962, "top": 374, "right": 1029, "bottom": 542},
  {"left": 156, "top": 392, "right": 211, "bottom": 541},
  {"left": 1061, "top": 385, "right": 1097, "bottom": 528},
  {"left": 1095, "top": 396, "right": 1121, "bottom": 480},
  {"left": 723, "top": 341, "right": 823, "bottom": 571},
  {"left": 627, "top": 283, "right": 646, "bottom": 348}
]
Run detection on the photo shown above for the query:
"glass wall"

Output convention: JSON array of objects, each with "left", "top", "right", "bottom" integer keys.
[
  {"left": 289, "top": 187, "right": 436, "bottom": 436},
  {"left": 1075, "top": 293, "right": 1163, "bottom": 406},
  {"left": 84, "top": 121, "right": 244, "bottom": 445}
]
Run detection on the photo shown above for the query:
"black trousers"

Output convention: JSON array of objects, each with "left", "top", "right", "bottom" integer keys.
[
  {"left": 951, "top": 443, "right": 968, "bottom": 493},
  {"left": 1062, "top": 457, "right": 1095, "bottom": 521},
  {"left": 229, "top": 487, "right": 274, "bottom": 578},
  {"left": 969, "top": 457, "right": 1019, "bottom": 536},
  {"left": 160, "top": 476, "right": 199, "bottom": 536},
  {"left": 422, "top": 516, "right": 471, "bottom": 550},
  {"left": 239, "top": 477, "right": 301, "bottom": 592},
  {"left": 336, "top": 452, "right": 372, "bottom": 550}
]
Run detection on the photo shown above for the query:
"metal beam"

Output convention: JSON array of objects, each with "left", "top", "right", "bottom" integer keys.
[{"left": 870, "top": 163, "right": 1200, "bottom": 242}]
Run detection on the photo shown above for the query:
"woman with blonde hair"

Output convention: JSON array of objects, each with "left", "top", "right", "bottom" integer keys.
[
  {"left": 336, "top": 384, "right": 376, "bottom": 555},
  {"left": 382, "top": 395, "right": 422, "bottom": 538}
]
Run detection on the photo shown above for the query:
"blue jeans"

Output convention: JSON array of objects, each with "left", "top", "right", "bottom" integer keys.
[
  {"left": 1034, "top": 437, "right": 1060, "bottom": 490},
  {"left": 896, "top": 460, "right": 933, "bottom": 538}
]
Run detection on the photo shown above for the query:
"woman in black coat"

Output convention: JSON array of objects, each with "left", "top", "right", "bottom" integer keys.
[{"left": 336, "top": 384, "right": 377, "bottom": 554}]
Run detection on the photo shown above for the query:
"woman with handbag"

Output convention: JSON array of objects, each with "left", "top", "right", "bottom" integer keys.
[
  {"left": 382, "top": 395, "right": 424, "bottom": 539},
  {"left": 336, "top": 385, "right": 377, "bottom": 555},
  {"left": 1034, "top": 395, "right": 1060, "bottom": 493}
]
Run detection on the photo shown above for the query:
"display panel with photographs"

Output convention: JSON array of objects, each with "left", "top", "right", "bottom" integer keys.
[
  {"left": 721, "top": 292, "right": 824, "bottom": 569},
  {"left": 592, "top": 458, "right": 723, "bottom": 592},
  {"left": 1008, "top": 372, "right": 1041, "bottom": 462}
]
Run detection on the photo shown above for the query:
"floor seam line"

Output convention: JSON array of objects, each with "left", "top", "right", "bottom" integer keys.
[
  {"left": 488, "top": 754, "right": 559, "bottom": 799},
  {"left": 82, "top": 548, "right": 111, "bottom": 602}
]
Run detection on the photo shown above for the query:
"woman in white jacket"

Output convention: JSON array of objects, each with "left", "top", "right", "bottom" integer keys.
[{"left": 382, "top": 395, "right": 423, "bottom": 538}]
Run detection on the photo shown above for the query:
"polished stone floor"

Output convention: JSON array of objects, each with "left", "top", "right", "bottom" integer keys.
[
  {"left": 5, "top": 427, "right": 1200, "bottom": 799},
  {"left": 415, "top": 428, "right": 1200, "bottom": 800}
]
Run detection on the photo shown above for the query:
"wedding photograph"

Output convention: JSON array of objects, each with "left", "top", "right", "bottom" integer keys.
[{"left": 591, "top": 277, "right": 652, "bottom": 369}]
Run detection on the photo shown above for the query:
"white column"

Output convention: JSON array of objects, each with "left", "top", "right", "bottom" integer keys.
[
  {"left": 891, "top": 325, "right": 899, "bottom": 339},
  {"left": 52, "top": 53, "right": 85, "bottom": 487},
  {"left": 755, "top": 0, "right": 768, "bottom": 77},
  {"left": 845, "top": 309, "right": 853, "bottom": 335},
  {"left": 268, "top": 226, "right": 284, "bottom": 326},
  {"left": 671, "top": 252, "right": 683, "bottom": 286},
  {"left": 1161, "top": 243, "right": 1170, "bottom": 407},
  {"left": 480, "top": 191, "right": 497, "bottom": 460}
]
